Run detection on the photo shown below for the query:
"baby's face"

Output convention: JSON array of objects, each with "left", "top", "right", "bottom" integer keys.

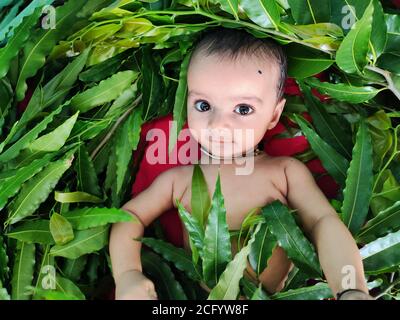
[{"left": 187, "top": 52, "right": 286, "bottom": 158}]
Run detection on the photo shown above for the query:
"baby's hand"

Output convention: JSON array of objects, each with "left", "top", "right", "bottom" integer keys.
[
  {"left": 115, "top": 270, "right": 158, "bottom": 300},
  {"left": 337, "top": 289, "right": 374, "bottom": 300}
]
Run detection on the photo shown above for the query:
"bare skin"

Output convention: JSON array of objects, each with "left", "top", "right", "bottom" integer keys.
[
  {"left": 177, "top": 153, "right": 293, "bottom": 293},
  {"left": 109, "top": 50, "right": 373, "bottom": 300}
]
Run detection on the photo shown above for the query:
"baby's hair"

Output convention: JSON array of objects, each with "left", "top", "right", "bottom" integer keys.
[{"left": 190, "top": 28, "right": 288, "bottom": 101}]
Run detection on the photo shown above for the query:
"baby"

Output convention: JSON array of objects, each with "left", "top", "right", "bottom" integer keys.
[{"left": 109, "top": 28, "right": 373, "bottom": 300}]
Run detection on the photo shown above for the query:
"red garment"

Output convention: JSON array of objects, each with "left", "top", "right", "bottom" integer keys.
[{"left": 131, "top": 77, "right": 340, "bottom": 248}]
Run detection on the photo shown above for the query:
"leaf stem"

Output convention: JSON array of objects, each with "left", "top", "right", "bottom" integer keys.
[
  {"left": 365, "top": 65, "right": 400, "bottom": 102},
  {"left": 90, "top": 94, "right": 142, "bottom": 160},
  {"left": 374, "top": 276, "right": 400, "bottom": 300}
]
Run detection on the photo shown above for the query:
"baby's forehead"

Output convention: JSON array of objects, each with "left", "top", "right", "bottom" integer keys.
[
  {"left": 187, "top": 51, "right": 280, "bottom": 85},
  {"left": 189, "top": 50, "right": 276, "bottom": 68}
]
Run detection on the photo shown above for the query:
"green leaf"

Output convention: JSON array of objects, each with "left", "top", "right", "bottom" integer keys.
[
  {"left": 6, "top": 150, "right": 75, "bottom": 225},
  {"left": 104, "top": 84, "right": 139, "bottom": 119},
  {"left": 271, "top": 282, "right": 333, "bottom": 300},
  {"left": 377, "top": 52, "right": 400, "bottom": 75},
  {"left": 191, "top": 164, "right": 211, "bottom": 230},
  {"left": 360, "top": 230, "right": 400, "bottom": 274},
  {"left": 367, "top": 116, "right": 393, "bottom": 171},
  {"left": 202, "top": 172, "right": 232, "bottom": 288},
  {"left": 287, "top": 51, "right": 334, "bottom": 79},
  {"left": 41, "top": 48, "right": 90, "bottom": 110},
  {"left": 176, "top": 200, "right": 205, "bottom": 255},
  {"left": 75, "top": 144, "right": 102, "bottom": 198},
  {"left": 0, "top": 7, "right": 42, "bottom": 78},
  {"left": 62, "top": 256, "right": 87, "bottom": 282},
  {"left": 15, "top": 0, "right": 86, "bottom": 101},
  {"left": 251, "top": 284, "right": 270, "bottom": 300},
  {"left": 50, "top": 226, "right": 109, "bottom": 259},
  {"left": 261, "top": 200, "right": 322, "bottom": 278},
  {"left": 384, "top": 13, "right": 400, "bottom": 55},
  {"left": 357, "top": 200, "right": 400, "bottom": 243},
  {"left": 341, "top": 119, "right": 374, "bottom": 235},
  {"left": 248, "top": 222, "right": 277, "bottom": 276},
  {"left": 11, "top": 241, "right": 35, "bottom": 300},
  {"left": 31, "top": 244, "right": 54, "bottom": 300},
  {"left": 304, "top": 78, "right": 383, "bottom": 103},
  {"left": 79, "top": 50, "right": 129, "bottom": 83},
  {"left": 299, "top": 82, "right": 353, "bottom": 159},
  {"left": 141, "top": 46, "right": 164, "bottom": 121},
  {"left": 62, "top": 207, "right": 135, "bottom": 230},
  {"left": 284, "top": 266, "right": 309, "bottom": 290},
  {"left": 0, "top": 284, "right": 11, "bottom": 300},
  {"left": 31, "top": 274, "right": 86, "bottom": 300},
  {"left": 239, "top": 0, "right": 280, "bottom": 30},
  {"left": 141, "top": 237, "right": 202, "bottom": 281},
  {"left": 294, "top": 113, "right": 349, "bottom": 187},
  {"left": 6, "top": 220, "right": 54, "bottom": 245},
  {"left": 287, "top": 0, "right": 331, "bottom": 24},
  {"left": 0, "top": 102, "right": 67, "bottom": 163},
  {"left": 115, "top": 111, "right": 142, "bottom": 195},
  {"left": 169, "top": 51, "right": 192, "bottom": 156},
  {"left": 54, "top": 191, "right": 103, "bottom": 204},
  {"left": 0, "top": 152, "right": 54, "bottom": 210},
  {"left": 0, "top": 236, "right": 10, "bottom": 284},
  {"left": 335, "top": 1, "right": 374, "bottom": 74},
  {"left": 27, "top": 111, "right": 79, "bottom": 152},
  {"left": 375, "top": 170, "right": 400, "bottom": 202},
  {"left": 211, "top": 0, "right": 239, "bottom": 20},
  {"left": 208, "top": 223, "right": 261, "bottom": 300},
  {"left": 141, "top": 251, "right": 187, "bottom": 300},
  {"left": 0, "top": 0, "right": 54, "bottom": 41},
  {"left": 50, "top": 213, "right": 74, "bottom": 245},
  {"left": 104, "top": 134, "right": 117, "bottom": 192},
  {"left": 30, "top": 288, "right": 78, "bottom": 300},
  {"left": 54, "top": 275, "right": 85, "bottom": 300},
  {"left": 369, "top": 0, "right": 387, "bottom": 61},
  {"left": 71, "top": 70, "right": 138, "bottom": 113}
]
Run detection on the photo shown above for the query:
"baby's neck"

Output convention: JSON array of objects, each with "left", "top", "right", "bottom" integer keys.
[{"left": 198, "top": 149, "right": 266, "bottom": 172}]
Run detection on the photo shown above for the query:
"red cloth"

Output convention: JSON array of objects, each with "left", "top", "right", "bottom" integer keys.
[{"left": 131, "top": 77, "right": 340, "bottom": 248}]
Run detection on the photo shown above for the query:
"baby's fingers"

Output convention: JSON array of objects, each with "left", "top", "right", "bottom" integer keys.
[{"left": 145, "top": 281, "right": 158, "bottom": 300}]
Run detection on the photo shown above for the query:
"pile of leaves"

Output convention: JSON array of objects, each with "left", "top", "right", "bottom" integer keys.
[{"left": 0, "top": 0, "right": 399, "bottom": 300}]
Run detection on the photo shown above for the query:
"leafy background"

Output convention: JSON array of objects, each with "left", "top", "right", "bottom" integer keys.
[{"left": 0, "top": 0, "right": 399, "bottom": 300}]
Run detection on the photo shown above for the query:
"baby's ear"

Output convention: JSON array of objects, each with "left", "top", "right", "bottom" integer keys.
[{"left": 268, "top": 98, "right": 286, "bottom": 130}]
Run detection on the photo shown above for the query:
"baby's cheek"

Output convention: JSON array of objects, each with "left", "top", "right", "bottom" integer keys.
[{"left": 187, "top": 116, "right": 205, "bottom": 140}]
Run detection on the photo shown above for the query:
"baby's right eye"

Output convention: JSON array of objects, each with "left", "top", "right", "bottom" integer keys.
[{"left": 194, "top": 100, "right": 211, "bottom": 112}]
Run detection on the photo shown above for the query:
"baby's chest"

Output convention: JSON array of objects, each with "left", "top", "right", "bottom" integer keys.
[{"left": 177, "top": 167, "right": 288, "bottom": 230}]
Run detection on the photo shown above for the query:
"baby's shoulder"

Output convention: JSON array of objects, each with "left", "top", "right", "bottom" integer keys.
[
  {"left": 258, "top": 154, "right": 293, "bottom": 171},
  {"left": 258, "top": 155, "right": 300, "bottom": 196},
  {"left": 165, "top": 164, "right": 195, "bottom": 188},
  {"left": 260, "top": 155, "right": 314, "bottom": 187}
]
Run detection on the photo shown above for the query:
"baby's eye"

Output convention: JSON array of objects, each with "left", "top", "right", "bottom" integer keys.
[
  {"left": 194, "top": 100, "right": 211, "bottom": 112},
  {"left": 234, "top": 104, "right": 254, "bottom": 116}
]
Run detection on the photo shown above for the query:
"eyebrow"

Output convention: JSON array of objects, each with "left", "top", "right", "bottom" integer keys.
[{"left": 188, "top": 90, "right": 263, "bottom": 104}]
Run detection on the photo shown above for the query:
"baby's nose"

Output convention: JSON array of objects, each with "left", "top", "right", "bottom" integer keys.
[
  {"left": 207, "top": 127, "right": 232, "bottom": 142},
  {"left": 209, "top": 111, "right": 230, "bottom": 129}
]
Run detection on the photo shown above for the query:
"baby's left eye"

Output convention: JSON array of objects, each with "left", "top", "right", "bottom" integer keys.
[{"left": 234, "top": 104, "right": 254, "bottom": 116}]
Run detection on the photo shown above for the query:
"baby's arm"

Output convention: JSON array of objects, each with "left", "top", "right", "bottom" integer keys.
[
  {"left": 109, "top": 168, "right": 177, "bottom": 300},
  {"left": 283, "top": 157, "right": 372, "bottom": 300}
]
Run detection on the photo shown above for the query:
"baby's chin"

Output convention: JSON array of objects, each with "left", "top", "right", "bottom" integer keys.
[{"left": 201, "top": 141, "right": 254, "bottom": 158}]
